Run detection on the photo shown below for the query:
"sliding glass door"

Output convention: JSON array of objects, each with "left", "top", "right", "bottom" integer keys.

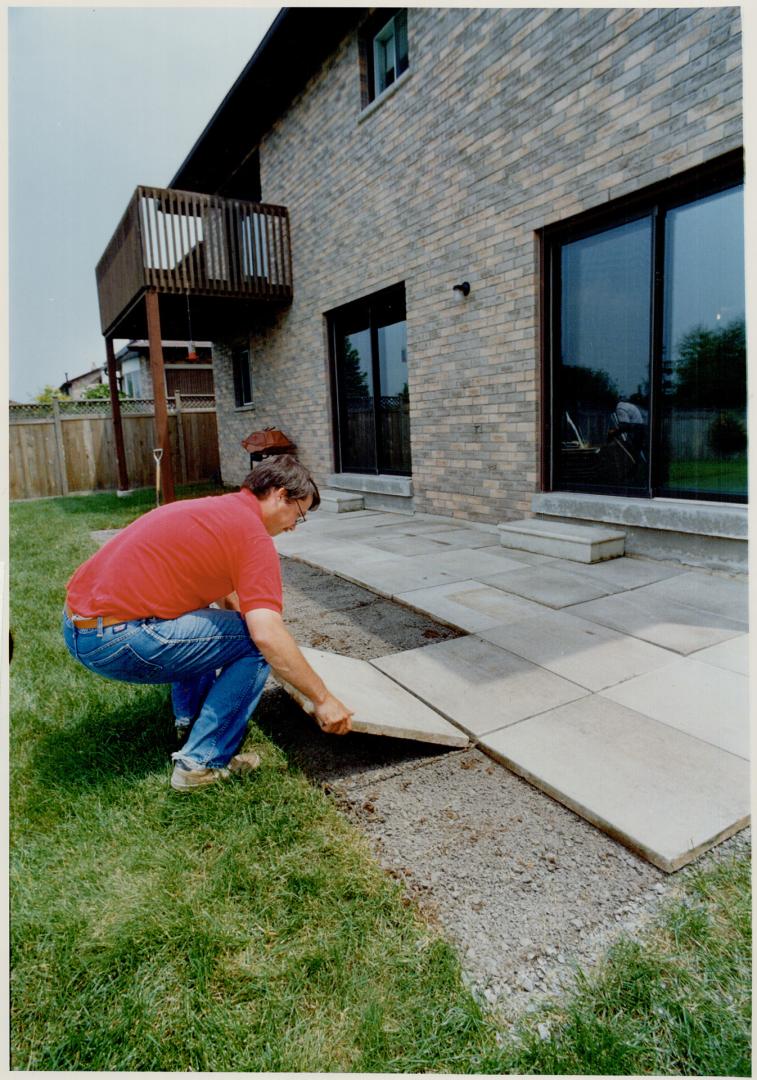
[{"left": 547, "top": 163, "right": 745, "bottom": 502}]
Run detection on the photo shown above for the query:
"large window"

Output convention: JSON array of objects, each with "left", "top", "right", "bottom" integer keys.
[
  {"left": 329, "top": 284, "right": 411, "bottom": 475},
  {"left": 546, "top": 157, "right": 746, "bottom": 502}
]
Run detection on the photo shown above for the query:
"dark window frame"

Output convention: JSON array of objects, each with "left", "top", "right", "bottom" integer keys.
[
  {"left": 232, "top": 347, "right": 253, "bottom": 407},
  {"left": 541, "top": 150, "right": 745, "bottom": 504},
  {"left": 327, "top": 282, "right": 410, "bottom": 476}
]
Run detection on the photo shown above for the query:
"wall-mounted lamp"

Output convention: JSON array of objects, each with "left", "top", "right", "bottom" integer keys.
[{"left": 452, "top": 281, "right": 471, "bottom": 297}]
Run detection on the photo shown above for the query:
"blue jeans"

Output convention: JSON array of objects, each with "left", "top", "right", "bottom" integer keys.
[{"left": 62, "top": 608, "right": 270, "bottom": 769}]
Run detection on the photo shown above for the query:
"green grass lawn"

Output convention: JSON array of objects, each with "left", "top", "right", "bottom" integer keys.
[{"left": 10, "top": 488, "right": 752, "bottom": 1073}]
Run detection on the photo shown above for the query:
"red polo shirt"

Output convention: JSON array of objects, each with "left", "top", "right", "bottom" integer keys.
[{"left": 66, "top": 489, "right": 283, "bottom": 620}]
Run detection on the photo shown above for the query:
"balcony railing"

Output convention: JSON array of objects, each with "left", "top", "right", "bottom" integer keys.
[{"left": 96, "top": 186, "right": 292, "bottom": 337}]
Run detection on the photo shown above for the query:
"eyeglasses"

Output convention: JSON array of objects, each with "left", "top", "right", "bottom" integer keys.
[{"left": 293, "top": 497, "right": 307, "bottom": 526}]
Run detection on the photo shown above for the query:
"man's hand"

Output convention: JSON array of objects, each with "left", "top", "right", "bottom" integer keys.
[
  {"left": 245, "top": 608, "right": 353, "bottom": 735},
  {"left": 313, "top": 693, "right": 353, "bottom": 735}
]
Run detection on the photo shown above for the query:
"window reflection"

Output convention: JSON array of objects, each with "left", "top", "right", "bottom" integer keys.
[
  {"left": 660, "top": 187, "right": 746, "bottom": 499},
  {"left": 556, "top": 217, "right": 652, "bottom": 493}
]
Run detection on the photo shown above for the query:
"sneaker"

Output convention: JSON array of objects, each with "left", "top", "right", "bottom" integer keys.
[
  {"left": 171, "top": 760, "right": 231, "bottom": 792},
  {"left": 170, "top": 752, "right": 261, "bottom": 792},
  {"left": 229, "top": 751, "right": 261, "bottom": 775}
]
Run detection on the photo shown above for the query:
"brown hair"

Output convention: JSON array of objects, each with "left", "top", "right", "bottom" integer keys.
[{"left": 241, "top": 454, "right": 321, "bottom": 510}]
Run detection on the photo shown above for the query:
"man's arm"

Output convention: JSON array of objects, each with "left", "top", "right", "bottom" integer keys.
[{"left": 245, "top": 608, "right": 353, "bottom": 735}]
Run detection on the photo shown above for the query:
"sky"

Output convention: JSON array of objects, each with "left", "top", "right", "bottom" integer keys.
[{"left": 8, "top": 5, "right": 278, "bottom": 402}]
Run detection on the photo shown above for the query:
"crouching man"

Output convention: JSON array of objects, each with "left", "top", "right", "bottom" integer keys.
[{"left": 62, "top": 456, "right": 353, "bottom": 791}]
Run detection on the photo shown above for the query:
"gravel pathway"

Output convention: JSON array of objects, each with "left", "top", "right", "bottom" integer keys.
[{"left": 252, "top": 557, "right": 751, "bottom": 1019}]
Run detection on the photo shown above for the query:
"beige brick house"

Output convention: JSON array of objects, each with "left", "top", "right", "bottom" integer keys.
[{"left": 160, "top": 7, "right": 745, "bottom": 566}]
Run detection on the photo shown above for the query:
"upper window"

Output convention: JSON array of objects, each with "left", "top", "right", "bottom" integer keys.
[
  {"left": 373, "top": 11, "right": 408, "bottom": 98},
  {"left": 232, "top": 348, "right": 253, "bottom": 408},
  {"left": 544, "top": 155, "right": 746, "bottom": 503},
  {"left": 361, "top": 10, "right": 409, "bottom": 106}
]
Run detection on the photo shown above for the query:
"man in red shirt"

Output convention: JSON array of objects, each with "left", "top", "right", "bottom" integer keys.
[{"left": 63, "top": 456, "right": 353, "bottom": 791}]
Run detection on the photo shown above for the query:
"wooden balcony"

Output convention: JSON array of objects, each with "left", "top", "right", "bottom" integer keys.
[{"left": 96, "top": 186, "right": 292, "bottom": 340}]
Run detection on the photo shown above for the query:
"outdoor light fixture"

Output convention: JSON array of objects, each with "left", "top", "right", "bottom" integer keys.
[{"left": 453, "top": 281, "right": 471, "bottom": 296}]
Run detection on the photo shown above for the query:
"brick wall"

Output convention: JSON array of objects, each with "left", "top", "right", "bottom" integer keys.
[{"left": 214, "top": 7, "right": 742, "bottom": 522}]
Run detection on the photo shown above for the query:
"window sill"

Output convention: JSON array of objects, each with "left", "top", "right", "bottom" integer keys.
[
  {"left": 358, "top": 69, "right": 413, "bottom": 124},
  {"left": 234, "top": 404, "right": 256, "bottom": 413}
]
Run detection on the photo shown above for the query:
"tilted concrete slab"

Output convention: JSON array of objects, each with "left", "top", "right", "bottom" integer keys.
[
  {"left": 275, "top": 647, "right": 470, "bottom": 748},
  {"left": 600, "top": 656, "right": 750, "bottom": 760},
  {"left": 479, "top": 696, "right": 750, "bottom": 873},
  {"left": 372, "top": 636, "right": 589, "bottom": 737},
  {"left": 479, "top": 609, "right": 675, "bottom": 691},
  {"left": 568, "top": 590, "right": 746, "bottom": 654}
]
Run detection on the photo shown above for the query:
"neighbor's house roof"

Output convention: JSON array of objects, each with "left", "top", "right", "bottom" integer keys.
[{"left": 169, "top": 7, "right": 367, "bottom": 195}]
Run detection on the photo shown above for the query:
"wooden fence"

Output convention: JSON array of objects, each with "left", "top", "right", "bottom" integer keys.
[{"left": 9, "top": 395, "right": 220, "bottom": 500}]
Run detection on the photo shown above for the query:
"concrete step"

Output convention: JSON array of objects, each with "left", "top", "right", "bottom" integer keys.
[
  {"left": 498, "top": 517, "right": 625, "bottom": 563},
  {"left": 319, "top": 488, "right": 365, "bottom": 513}
]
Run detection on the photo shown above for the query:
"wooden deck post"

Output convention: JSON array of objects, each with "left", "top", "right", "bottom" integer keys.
[
  {"left": 145, "top": 288, "right": 175, "bottom": 503},
  {"left": 106, "top": 336, "right": 129, "bottom": 492}
]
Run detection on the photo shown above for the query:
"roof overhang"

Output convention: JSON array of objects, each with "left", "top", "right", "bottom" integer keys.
[{"left": 169, "top": 6, "right": 367, "bottom": 195}]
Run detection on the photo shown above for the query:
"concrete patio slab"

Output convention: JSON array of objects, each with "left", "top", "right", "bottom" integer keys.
[
  {"left": 479, "top": 610, "right": 674, "bottom": 691},
  {"left": 629, "top": 571, "right": 749, "bottom": 624},
  {"left": 394, "top": 580, "right": 547, "bottom": 631},
  {"left": 567, "top": 590, "right": 746, "bottom": 654},
  {"left": 350, "top": 547, "right": 528, "bottom": 598},
  {"left": 412, "top": 528, "right": 500, "bottom": 548},
  {"left": 479, "top": 695, "right": 751, "bottom": 872},
  {"left": 277, "top": 538, "right": 399, "bottom": 570},
  {"left": 554, "top": 556, "right": 685, "bottom": 592},
  {"left": 372, "top": 635, "right": 589, "bottom": 737},
  {"left": 600, "top": 657, "right": 750, "bottom": 760},
  {"left": 275, "top": 647, "right": 470, "bottom": 747},
  {"left": 480, "top": 565, "right": 614, "bottom": 608},
  {"left": 692, "top": 634, "right": 750, "bottom": 676},
  {"left": 359, "top": 534, "right": 461, "bottom": 557}
]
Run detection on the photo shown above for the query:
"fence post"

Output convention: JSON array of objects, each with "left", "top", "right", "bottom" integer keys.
[
  {"left": 174, "top": 391, "right": 188, "bottom": 486},
  {"left": 51, "top": 398, "right": 69, "bottom": 496}
]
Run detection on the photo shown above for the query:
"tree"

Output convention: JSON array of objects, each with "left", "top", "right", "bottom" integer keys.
[
  {"left": 34, "top": 385, "right": 71, "bottom": 403},
  {"left": 560, "top": 364, "right": 620, "bottom": 409},
  {"left": 83, "top": 383, "right": 124, "bottom": 400},
  {"left": 672, "top": 317, "right": 746, "bottom": 408},
  {"left": 342, "top": 340, "right": 371, "bottom": 399}
]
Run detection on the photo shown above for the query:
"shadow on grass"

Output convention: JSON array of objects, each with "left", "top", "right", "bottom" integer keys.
[
  {"left": 252, "top": 685, "right": 456, "bottom": 790},
  {"left": 29, "top": 691, "right": 177, "bottom": 793}
]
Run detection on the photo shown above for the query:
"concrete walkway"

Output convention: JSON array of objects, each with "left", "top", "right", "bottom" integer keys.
[{"left": 276, "top": 508, "right": 750, "bottom": 872}]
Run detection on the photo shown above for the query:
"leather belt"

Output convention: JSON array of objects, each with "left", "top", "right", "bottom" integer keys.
[{"left": 65, "top": 603, "right": 130, "bottom": 629}]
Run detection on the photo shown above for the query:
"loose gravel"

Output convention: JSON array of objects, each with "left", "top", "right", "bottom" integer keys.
[{"left": 253, "top": 556, "right": 751, "bottom": 1020}]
